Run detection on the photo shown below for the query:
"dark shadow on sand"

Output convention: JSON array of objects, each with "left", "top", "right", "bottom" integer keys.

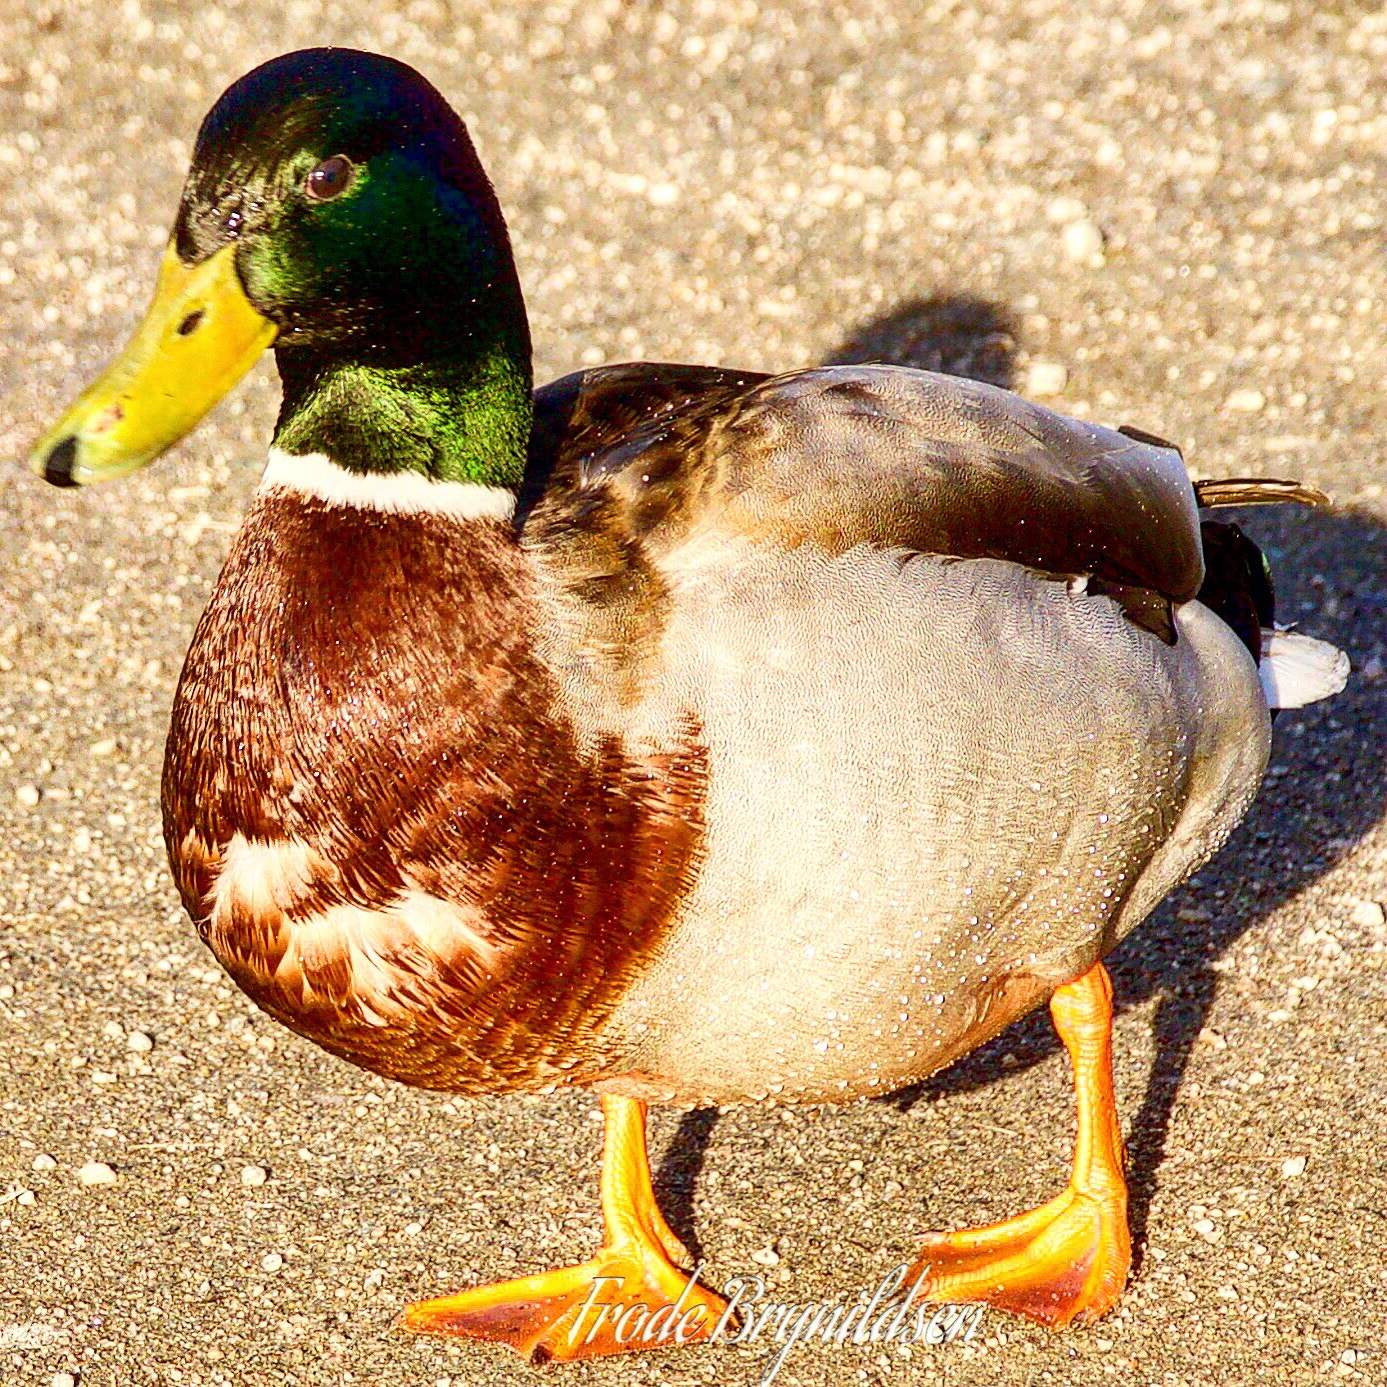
[
  {"left": 652, "top": 1107, "right": 720, "bottom": 1263},
  {"left": 823, "top": 293, "right": 1019, "bottom": 388}
]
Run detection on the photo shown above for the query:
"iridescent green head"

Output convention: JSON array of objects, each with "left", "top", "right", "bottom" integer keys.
[{"left": 31, "top": 48, "right": 533, "bottom": 488}]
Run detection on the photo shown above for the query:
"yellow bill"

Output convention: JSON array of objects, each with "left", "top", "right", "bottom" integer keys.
[{"left": 29, "top": 241, "right": 277, "bottom": 487}]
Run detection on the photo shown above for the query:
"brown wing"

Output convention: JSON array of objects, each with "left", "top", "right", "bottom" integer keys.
[
  {"left": 519, "top": 361, "right": 770, "bottom": 522},
  {"left": 521, "top": 362, "right": 1204, "bottom": 643}
]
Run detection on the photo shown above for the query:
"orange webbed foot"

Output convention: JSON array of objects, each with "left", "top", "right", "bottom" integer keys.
[
  {"left": 400, "top": 1239, "right": 728, "bottom": 1363},
  {"left": 911, "top": 962, "right": 1132, "bottom": 1329},
  {"left": 398, "top": 1096, "right": 729, "bottom": 1362},
  {"left": 909, "top": 1182, "right": 1129, "bottom": 1327}
]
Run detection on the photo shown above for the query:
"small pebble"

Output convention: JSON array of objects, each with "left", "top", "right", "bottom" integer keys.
[
  {"left": 1282, "top": 1155, "right": 1307, "bottom": 1178},
  {"left": 32, "top": 1153, "right": 57, "bottom": 1171},
  {"left": 103, "top": 1020, "right": 124, "bottom": 1042},
  {"left": 1223, "top": 387, "right": 1266, "bottom": 413},
  {"left": 1094, "top": 136, "right": 1123, "bottom": 167},
  {"left": 15, "top": 784, "right": 41, "bottom": 807},
  {"left": 240, "top": 1165, "right": 268, "bottom": 1188},
  {"left": 127, "top": 1030, "right": 154, "bottom": 1053},
  {"left": 1350, "top": 900, "right": 1385, "bottom": 930},
  {"left": 1061, "top": 218, "right": 1105, "bottom": 263},
  {"left": 405, "top": 1221, "right": 425, "bottom": 1236},
  {"left": 881, "top": 1179, "right": 903, "bottom": 1201},
  {"left": 77, "top": 1162, "right": 117, "bottom": 1187},
  {"left": 1025, "top": 361, "right": 1068, "bottom": 398},
  {"left": 17, "top": 1189, "right": 35, "bottom": 1206},
  {"left": 90, "top": 1070, "right": 118, "bottom": 1085},
  {"left": 1096, "top": 1337, "right": 1114, "bottom": 1350},
  {"left": 71, "top": 826, "right": 92, "bottom": 854},
  {"left": 1045, "top": 195, "right": 1086, "bottom": 223},
  {"left": 52, "top": 1374, "right": 77, "bottom": 1387},
  {"left": 262, "top": 1252, "right": 284, "bottom": 1273},
  {"left": 751, "top": 1246, "right": 781, "bottom": 1266},
  {"left": 1198, "top": 1027, "right": 1227, "bottom": 1050}
]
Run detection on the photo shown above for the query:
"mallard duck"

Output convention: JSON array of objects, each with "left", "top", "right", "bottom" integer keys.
[{"left": 30, "top": 48, "right": 1348, "bottom": 1363}]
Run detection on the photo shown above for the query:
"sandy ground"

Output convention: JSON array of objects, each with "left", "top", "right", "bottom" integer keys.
[{"left": 1, "top": 2, "right": 1385, "bottom": 1385}]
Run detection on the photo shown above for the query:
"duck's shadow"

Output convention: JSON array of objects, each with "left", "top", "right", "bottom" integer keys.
[
  {"left": 822, "top": 293, "right": 1020, "bottom": 386},
  {"left": 654, "top": 293, "right": 1387, "bottom": 1271}
]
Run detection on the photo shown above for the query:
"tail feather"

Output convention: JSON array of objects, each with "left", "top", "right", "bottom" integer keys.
[
  {"left": 1195, "top": 477, "right": 1331, "bottom": 510},
  {"left": 1258, "top": 630, "right": 1350, "bottom": 708}
]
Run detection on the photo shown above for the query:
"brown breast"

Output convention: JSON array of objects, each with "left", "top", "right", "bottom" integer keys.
[{"left": 162, "top": 489, "right": 707, "bottom": 1094}]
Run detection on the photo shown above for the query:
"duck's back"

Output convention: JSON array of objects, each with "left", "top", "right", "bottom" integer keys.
[{"left": 524, "top": 363, "right": 1204, "bottom": 618}]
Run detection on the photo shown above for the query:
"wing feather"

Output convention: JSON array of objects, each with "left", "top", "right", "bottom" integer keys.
[{"left": 523, "top": 362, "right": 1204, "bottom": 608}]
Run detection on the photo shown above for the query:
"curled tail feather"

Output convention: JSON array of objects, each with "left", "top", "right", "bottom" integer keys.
[{"left": 1195, "top": 477, "right": 1331, "bottom": 510}]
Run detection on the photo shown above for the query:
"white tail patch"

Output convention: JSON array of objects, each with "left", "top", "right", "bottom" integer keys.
[
  {"left": 260, "top": 448, "right": 517, "bottom": 522},
  {"left": 1259, "top": 629, "right": 1349, "bottom": 708}
]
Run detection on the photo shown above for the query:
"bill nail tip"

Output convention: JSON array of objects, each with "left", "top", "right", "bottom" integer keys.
[{"left": 41, "top": 435, "right": 80, "bottom": 488}]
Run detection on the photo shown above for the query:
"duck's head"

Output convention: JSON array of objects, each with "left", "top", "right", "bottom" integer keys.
[{"left": 30, "top": 48, "right": 531, "bottom": 489}]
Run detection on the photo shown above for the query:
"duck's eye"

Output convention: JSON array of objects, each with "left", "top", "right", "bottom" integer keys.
[{"left": 305, "top": 154, "right": 355, "bottom": 202}]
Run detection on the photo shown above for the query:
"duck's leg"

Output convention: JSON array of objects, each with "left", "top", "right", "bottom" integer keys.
[
  {"left": 399, "top": 1095, "right": 729, "bottom": 1362},
  {"left": 908, "top": 961, "right": 1130, "bottom": 1328}
]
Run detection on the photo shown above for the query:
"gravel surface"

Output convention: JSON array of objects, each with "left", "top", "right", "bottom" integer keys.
[{"left": 2, "top": 3, "right": 1385, "bottom": 1386}]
